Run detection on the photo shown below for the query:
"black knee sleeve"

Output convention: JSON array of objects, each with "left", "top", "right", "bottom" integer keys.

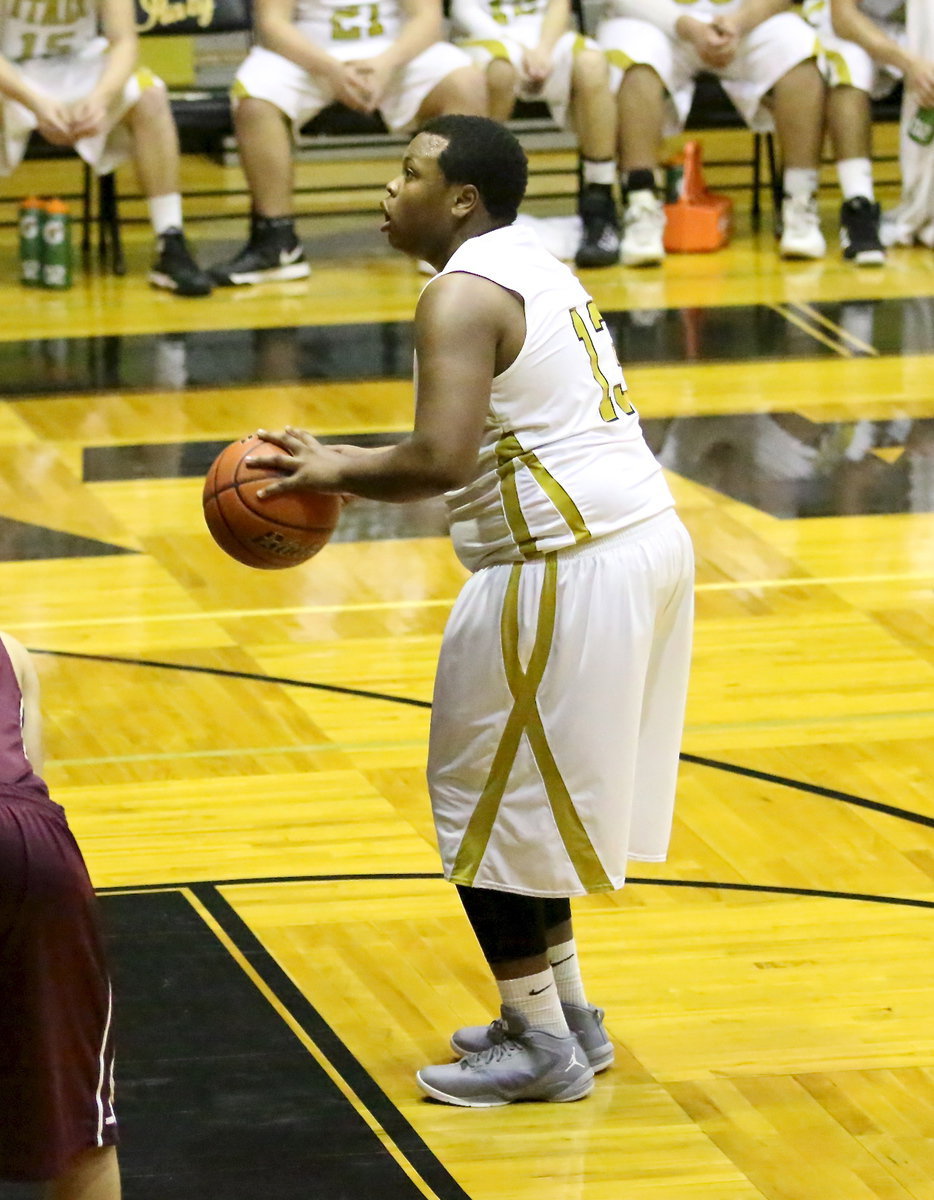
[
  {"left": 456, "top": 885, "right": 548, "bottom": 964},
  {"left": 542, "top": 897, "right": 571, "bottom": 931}
]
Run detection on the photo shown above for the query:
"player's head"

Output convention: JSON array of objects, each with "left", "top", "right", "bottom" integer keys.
[
  {"left": 418, "top": 115, "right": 528, "bottom": 223},
  {"left": 381, "top": 117, "right": 528, "bottom": 266}
]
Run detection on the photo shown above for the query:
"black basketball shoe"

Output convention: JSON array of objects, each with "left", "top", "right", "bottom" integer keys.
[
  {"left": 210, "top": 217, "right": 311, "bottom": 286},
  {"left": 149, "top": 229, "right": 213, "bottom": 297},
  {"left": 575, "top": 184, "right": 621, "bottom": 269},
  {"left": 840, "top": 196, "right": 886, "bottom": 266}
]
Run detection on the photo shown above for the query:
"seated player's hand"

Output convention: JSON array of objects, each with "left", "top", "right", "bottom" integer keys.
[
  {"left": 349, "top": 55, "right": 394, "bottom": 110},
  {"left": 33, "top": 97, "right": 75, "bottom": 146},
  {"left": 328, "top": 60, "right": 374, "bottom": 112},
  {"left": 522, "top": 46, "right": 553, "bottom": 88},
  {"left": 67, "top": 96, "right": 109, "bottom": 140},
  {"left": 907, "top": 58, "right": 934, "bottom": 108},
  {"left": 695, "top": 18, "right": 738, "bottom": 69}
]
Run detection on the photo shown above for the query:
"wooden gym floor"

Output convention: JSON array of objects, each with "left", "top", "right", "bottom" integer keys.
[{"left": 0, "top": 134, "right": 932, "bottom": 1200}]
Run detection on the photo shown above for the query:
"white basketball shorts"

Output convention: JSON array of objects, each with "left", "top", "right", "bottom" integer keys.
[
  {"left": 233, "top": 38, "right": 474, "bottom": 133},
  {"left": 597, "top": 11, "right": 820, "bottom": 134},
  {"left": 428, "top": 508, "right": 695, "bottom": 898},
  {"left": 458, "top": 27, "right": 594, "bottom": 129},
  {"left": 0, "top": 39, "right": 162, "bottom": 177}
]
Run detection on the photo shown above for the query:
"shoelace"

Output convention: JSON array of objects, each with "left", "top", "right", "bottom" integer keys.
[{"left": 462, "top": 1036, "right": 524, "bottom": 1068}]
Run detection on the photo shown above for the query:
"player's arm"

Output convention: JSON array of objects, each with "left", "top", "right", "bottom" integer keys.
[
  {"left": 252, "top": 272, "right": 509, "bottom": 501},
  {"left": 450, "top": 0, "right": 506, "bottom": 42},
  {"left": 831, "top": 0, "right": 934, "bottom": 103},
  {"left": 525, "top": 0, "right": 570, "bottom": 81},
  {"left": 69, "top": 0, "right": 139, "bottom": 138},
  {"left": 0, "top": 58, "right": 74, "bottom": 141},
  {"left": 367, "top": 0, "right": 444, "bottom": 76},
  {"left": 0, "top": 632, "right": 44, "bottom": 774},
  {"left": 723, "top": 0, "right": 793, "bottom": 38},
  {"left": 253, "top": 0, "right": 376, "bottom": 108}
]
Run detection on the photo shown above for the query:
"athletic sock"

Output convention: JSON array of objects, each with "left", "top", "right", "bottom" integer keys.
[
  {"left": 547, "top": 938, "right": 589, "bottom": 1008},
  {"left": 581, "top": 157, "right": 616, "bottom": 187},
  {"left": 147, "top": 192, "right": 183, "bottom": 236},
  {"left": 622, "top": 168, "right": 657, "bottom": 200},
  {"left": 783, "top": 167, "right": 819, "bottom": 203},
  {"left": 837, "top": 157, "right": 875, "bottom": 202},
  {"left": 497, "top": 969, "right": 569, "bottom": 1037}
]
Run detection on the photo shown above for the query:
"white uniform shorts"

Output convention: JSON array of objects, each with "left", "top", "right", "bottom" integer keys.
[
  {"left": 233, "top": 37, "right": 474, "bottom": 133},
  {"left": 804, "top": 0, "right": 904, "bottom": 97},
  {"left": 427, "top": 508, "right": 694, "bottom": 898},
  {"left": 597, "top": 10, "right": 819, "bottom": 134},
  {"left": 0, "top": 39, "right": 161, "bottom": 177},
  {"left": 458, "top": 28, "right": 593, "bottom": 129}
]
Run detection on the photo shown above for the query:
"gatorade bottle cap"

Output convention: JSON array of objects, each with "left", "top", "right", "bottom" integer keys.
[{"left": 44, "top": 198, "right": 70, "bottom": 215}]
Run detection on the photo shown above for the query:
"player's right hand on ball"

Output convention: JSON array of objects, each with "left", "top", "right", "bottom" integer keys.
[{"left": 247, "top": 427, "right": 340, "bottom": 498}]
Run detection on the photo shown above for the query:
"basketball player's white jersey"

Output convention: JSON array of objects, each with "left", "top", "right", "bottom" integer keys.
[
  {"left": 0, "top": 0, "right": 98, "bottom": 62},
  {"left": 431, "top": 223, "right": 674, "bottom": 572},
  {"left": 291, "top": 0, "right": 404, "bottom": 47}
]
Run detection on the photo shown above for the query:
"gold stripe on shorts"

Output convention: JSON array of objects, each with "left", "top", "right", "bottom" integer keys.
[{"left": 450, "top": 556, "right": 612, "bottom": 892}]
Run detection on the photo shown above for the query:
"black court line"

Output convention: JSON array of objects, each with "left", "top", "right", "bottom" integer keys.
[
  {"left": 191, "top": 884, "right": 472, "bottom": 1200},
  {"left": 88, "top": 888, "right": 468, "bottom": 1200},
  {"left": 33, "top": 646, "right": 934, "bottom": 833},
  {"left": 95, "top": 874, "right": 934, "bottom": 912}
]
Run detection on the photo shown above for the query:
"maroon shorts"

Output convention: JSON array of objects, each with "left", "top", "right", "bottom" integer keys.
[{"left": 0, "top": 792, "right": 117, "bottom": 1182}]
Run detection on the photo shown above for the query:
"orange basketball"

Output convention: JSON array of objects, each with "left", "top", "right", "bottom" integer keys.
[{"left": 202, "top": 434, "right": 342, "bottom": 569}]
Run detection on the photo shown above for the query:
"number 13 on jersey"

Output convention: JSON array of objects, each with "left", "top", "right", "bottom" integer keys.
[{"left": 570, "top": 301, "right": 634, "bottom": 422}]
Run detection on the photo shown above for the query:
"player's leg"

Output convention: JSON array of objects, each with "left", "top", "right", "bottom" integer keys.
[
  {"left": 211, "top": 48, "right": 319, "bottom": 286},
  {"left": 486, "top": 56, "right": 519, "bottom": 123},
  {"left": 46, "top": 1145, "right": 121, "bottom": 1200},
  {"left": 598, "top": 18, "right": 673, "bottom": 267},
  {"left": 416, "top": 886, "right": 595, "bottom": 1107},
  {"left": 448, "top": 894, "right": 614, "bottom": 1071},
  {"left": 412, "top": 62, "right": 488, "bottom": 121},
  {"left": 770, "top": 57, "right": 828, "bottom": 258},
  {"left": 726, "top": 11, "right": 827, "bottom": 259},
  {"left": 124, "top": 81, "right": 213, "bottom": 296},
  {"left": 567, "top": 40, "right": 621, "bottom": 269}
]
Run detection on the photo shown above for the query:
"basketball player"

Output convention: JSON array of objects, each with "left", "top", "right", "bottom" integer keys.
[
  {"left": 0, "top": 0, "right": 212, "bottom": 295},
  {"left": 247, "top": 115, "right": 694, "bottom": 1106},
  {"left": 0, "top": 631, "right": 120, "bottom": 1196},
  {"left": 595, "top": 0, "right": 827, "bottom": 265},
  {"left": 450, "top": 0, "right": 621, "bottom": 267},
  {"left": 209, "top": 0, "right": 486, "bottom": 285},
  {"left": 808, "top": 0, "right": 934, "bottom": 252}
]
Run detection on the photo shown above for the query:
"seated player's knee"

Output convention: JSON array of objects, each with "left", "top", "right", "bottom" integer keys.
[
  {"left": 434, "top": 65, "right": 488, "bottom": 117},
  {"left": 572, "top": 46, "right": 610, "bottom": 92},
  {"left": 129, "top": 78, "right": 171, "bottom": 125}
]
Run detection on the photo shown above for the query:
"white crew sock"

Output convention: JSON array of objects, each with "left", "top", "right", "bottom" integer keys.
[
  {"left": 547, "top": 938, "right": 589, "bottom": 1008},
  {"left": 497, "top": 968, "right": 569, "bottom": 1037},
  {"left": 837, "top": 157, "right": 875, "bottom": 202},
  {"left": 582, "top": 158, "right": 616, "bottom": 187},
  {"left": 783, "top": 167, "right": 819, "bottom": 203},
  {"left": 147, "top": 193, "right": 184, "bottom": 235}
]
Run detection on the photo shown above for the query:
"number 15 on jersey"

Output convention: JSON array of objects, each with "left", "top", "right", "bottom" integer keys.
[{"left": 570, "top": 301, "right": 635, "bottom": 423}]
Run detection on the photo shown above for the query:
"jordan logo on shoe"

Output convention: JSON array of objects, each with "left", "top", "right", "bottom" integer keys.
[{"left": 566, "top": 1046, "right": 586, "bottom": 1072}]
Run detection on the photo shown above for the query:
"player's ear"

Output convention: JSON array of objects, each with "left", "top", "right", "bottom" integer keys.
[{"left": 453, "top": 183, "right": 480, "bottom": 219}]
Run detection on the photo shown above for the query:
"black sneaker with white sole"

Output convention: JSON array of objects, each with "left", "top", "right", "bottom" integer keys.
[
  {"left": 149, "top": 229, "right": 213, "bottom": 297},
  {"left": 575, "top": 183, "right": 621, "bottom": 269},
  {"left": 840, "top": 196, "right": 886, "bottom": 266},
  {"left": 210, "top": 218, "right": 311, "bottom": 286}
]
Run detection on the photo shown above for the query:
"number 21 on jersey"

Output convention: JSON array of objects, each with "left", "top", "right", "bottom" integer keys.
[{"left": 570, "top": 301, "right": 634, "bottom": 422}]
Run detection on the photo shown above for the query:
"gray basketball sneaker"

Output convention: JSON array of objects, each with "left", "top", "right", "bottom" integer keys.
[
  {"left": 450, "top": 1001, "right": 615, "bottom": 1073},
  {"left": 417, "top": 1007, "right": 595, "bottom": 1107}
]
